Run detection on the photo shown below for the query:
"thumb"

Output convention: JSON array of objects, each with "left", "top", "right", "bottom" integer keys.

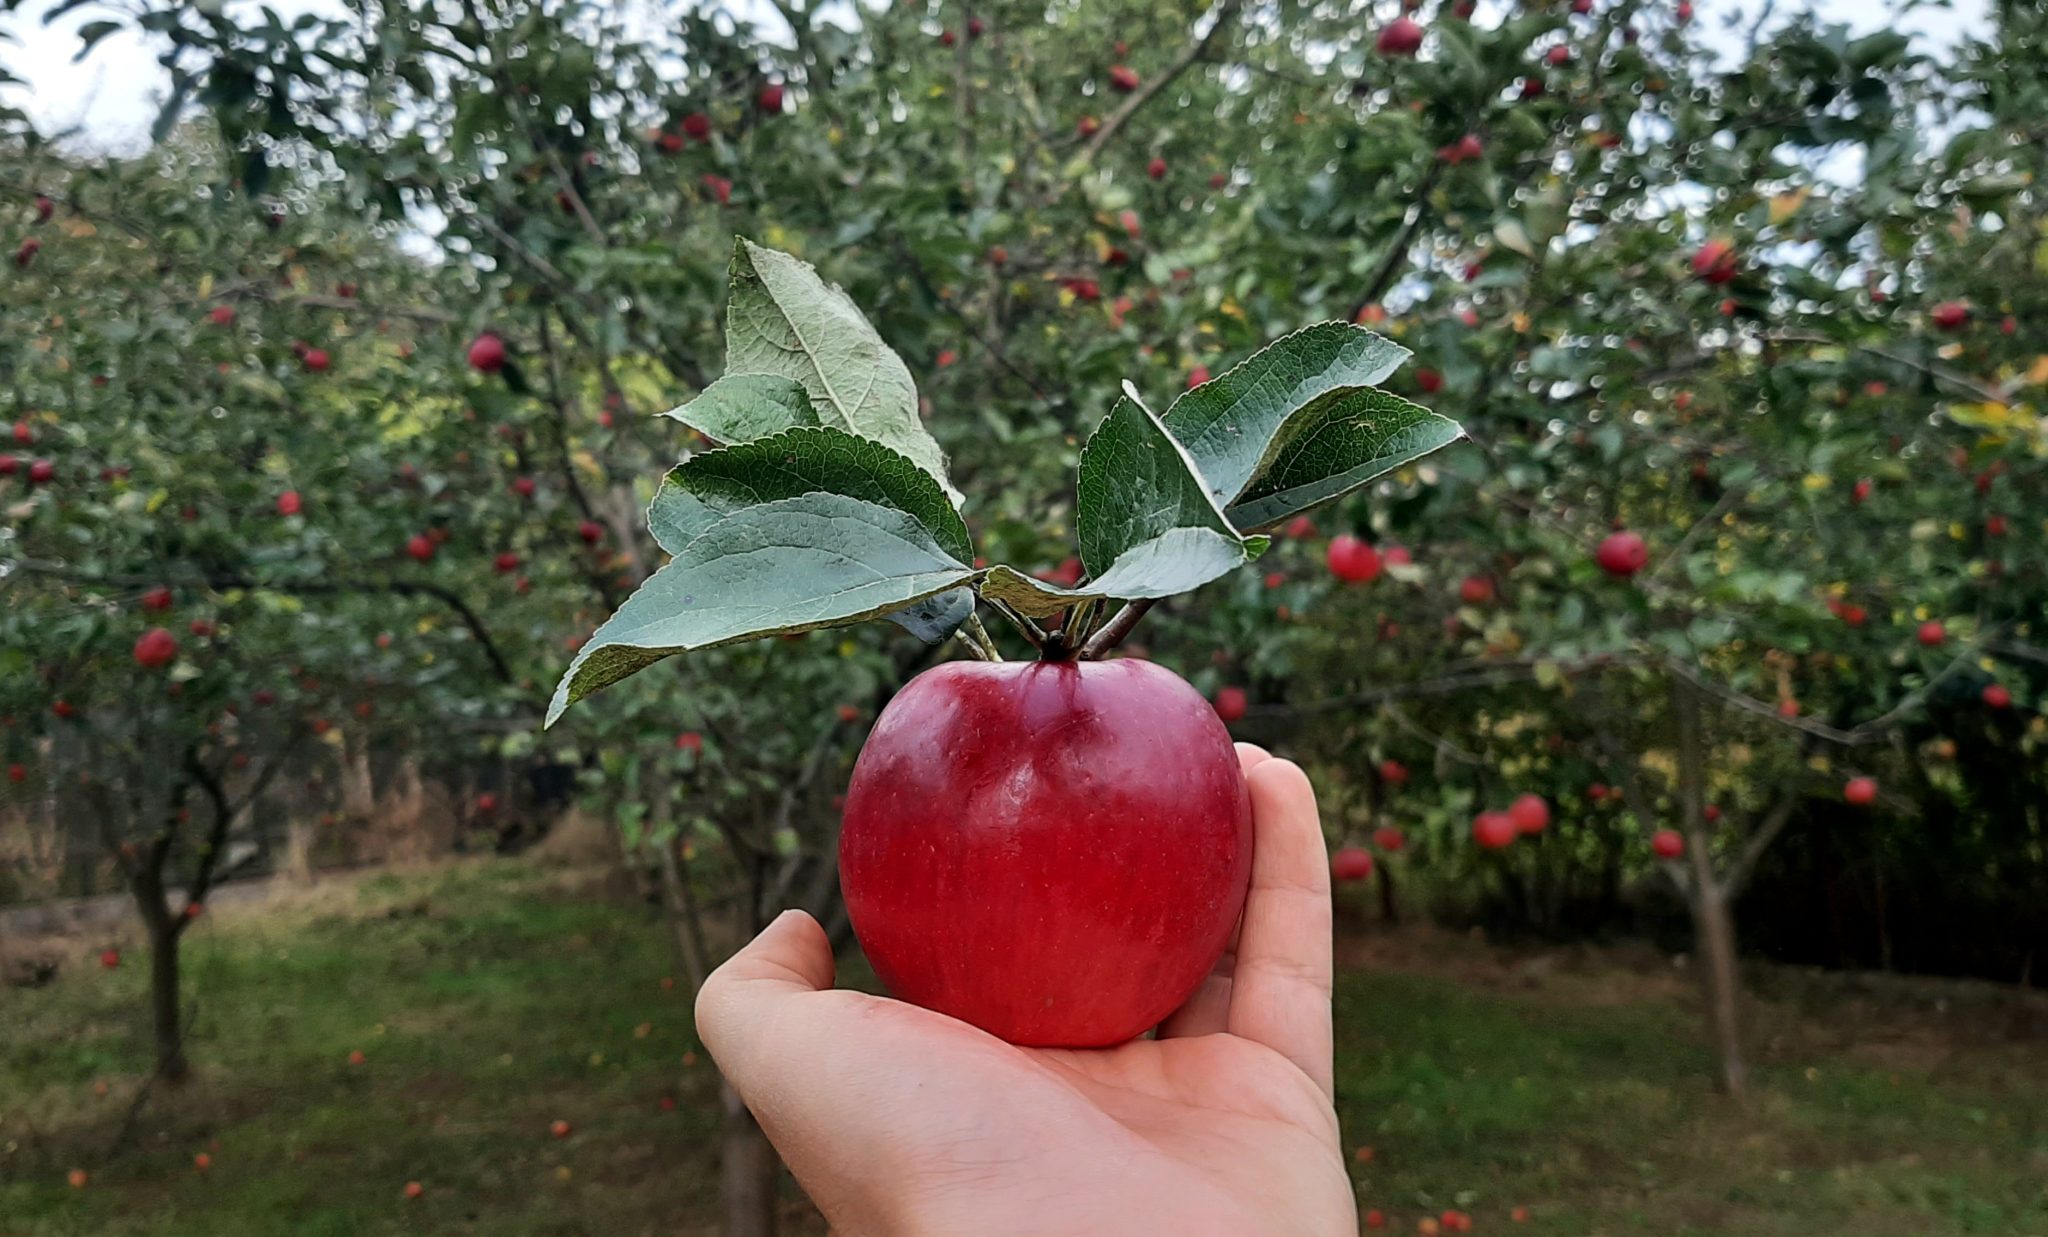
[{"left": 694, "top": 909, "right": 836, "bottom": 1081}]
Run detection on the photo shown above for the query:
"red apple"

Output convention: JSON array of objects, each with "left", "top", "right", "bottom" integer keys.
[
  {"left": 1676, "top": 0, "right": 1693, "bottom": 20},
  {"left": 1472, "top": 810, "right": 1517, "bottom": 849},
  {"left": 494, "top": 551, "right": 521, "bottom": 573},
  {"left": 1077, "top": 115, "right": 1101, "bottom": 137},
  {"left": 193, "top": 1153, "right": 211, "bottom": 1172},
  {"left": 134, "top": 627, "right": 179, "bottom": 670},
  {"left": 1572, "top": 0, "right": 1593, "bottom": 12},
  {"left": 1383, "top": 545, "right": 1413, "bottom": 567},
  {"left": 1372, "top": 825, "right": 1405, "bottom": 852},
  {"left": 1650, "top": 829, "right": 1684, "bottom": 859},
  {"left": 7, "top": 763, "right": 23, "bottom": 783},
  {"left": 1986, "top": 513, "right": 2007, "bottom": 537},
  {"left": 28, "top": 458, "right": 54, "bottom": 484},
  {"left": 468, "top": 332, "right": 507, "bottom": 373},
  {"left": 701, "top": 174, "right": 733, "bottom": 204},
  {"left": 1459, "top": 574, "right": 1494, "bottom": 605},
  {"left": 300, "top": 347, "right": 330, "bottom": 372},
  {"left": 681, "top": 112, "right": 712, "bottom": 140},
  {"left": 34, "top": 194, "right": 55, "bottom": 222},
  {"left": 1365, "top": 1211, "right": 1386, "bottom": 1230},
  {"left": 52, "top": 698, "right": 76, "bottom": 719},
  {"left": 1851, "top": 478, "right": 1872, "bottom": 505},
  {"left": 1691, "top": 239, "right": 1738, "bottom": 285},
  {"left": 1930, "top": 300, "right": 1969, "bottom": 330},
  {"left": 1377, "top": 16, "right": 1424, "bottom": 55},
  {"left": 1415, "top": 367, "right": 1443, "bottom": 394},
  {"left": 1108, "top": 65, "right": 1140, "bottom": 93},
  {"left": 1917, "top": 620, "right": 1946, "bottom": 647},
  {"left": 757, "top": 83, "right": 785, "bottom": 112},
  {"left": 1519, "top": 77, "right": 1545, "bottom": 100},
  {"left": 1983, "top": 683, "right": 2011, "bottom": 710},
  {"left": 476, "top": 792, "right": 498, "bottom": 813},
  {"left": 837, "top": 703, "right": 861, "bottom": 723},
  {"left": 841, "top": 659, "right": 1252, "bottom": 1046},
  {"left": 0, "top": 454, "right": 14, "bottom": 475},
  {"left": 1331, "top": 847, "right": 1374, "bottom": 882},
  {"left": 1595, "top": 530, "right": 1648, "bottom": 577},
  {"left": 406, "top": 534, "right": 435, "bottom": 562},
  {"left": 510, "top": 476, "right": 536, "bottom": 500},
  {"left": 348, "top": 1049, "right": 366, "bottom": 1065},
  {"left": 1186, "top": 364, "right": 1210, "bottom": 389},
  {"left": 1378, "top": 758, "right": 1408, "bottom": 786},
  {"left": 1546, "top": 45, "right": 1571, "bottom": 66},
  {"left": 404, "top": 1181, "right": 424, "bottom": 1200},
  {"left": 968, "top": 16, "right": 985, "bottom": 37},
  {"left": 549, "top": 1119, "right": 572, "bottom": 1139},
  {"left": 141, "top": 585, "right": 174, "bottom": 613},
  {"left": 276, "top": 490, "right": 302, "bottom": 516},
  {"left": 1213, "top": 685, "right": 1248, "bottom": 723},
  {"left": 1327, "top": 534, "right": 1382, "bottom": 583},
  {"left": 1507, "top": 793, "right": 1550, "bottom": 835},
  {"left": 1840, "top": 603, "right": 1867, "bottom": 627},
  {"left": 100, "top": 948, "right": 119, "bottom": 969},
  {"left": 68, "top": 1169, "right": 88, "bottom": 1189},
  {"left": 1284, "top": 515, "right": 1316, "bottom": 539},
  {"left": 575, "top": 520, "right": 607, "bottom": 547},
  {"left": 15, "top": 238, "right": 39, "bottom": 269},
  {"left": 675, "top": 731, "right": 703, "bottom": 753},
  {"left": 1147, "top": 156, "right": 1168, "bottom": 180},
  {"left": 1843, "top": 776, "right": 1878, "bottom": 807}
]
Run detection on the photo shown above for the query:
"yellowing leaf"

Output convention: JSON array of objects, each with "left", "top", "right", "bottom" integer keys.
[
  {"left": 198, "top": 274, "right": 214, "bottom": 299},
  {"left": 1801, "top": 473, "right": 1831, "bottom": 491},
  {"left": 2025, "top": 355, "right": 2048, "bottom": 385},
  {"left": 1770, "top": 187, "right": 1811, "bottom": 226}
]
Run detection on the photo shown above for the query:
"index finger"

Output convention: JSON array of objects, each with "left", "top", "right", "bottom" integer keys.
[{"left": 1225, "top": 757, "right": 1334, "bottom": 1098}]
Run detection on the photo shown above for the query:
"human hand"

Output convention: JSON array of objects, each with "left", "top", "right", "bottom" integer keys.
[{"left": 695, "top": 744, "right": 1355, "bottom": 1237}]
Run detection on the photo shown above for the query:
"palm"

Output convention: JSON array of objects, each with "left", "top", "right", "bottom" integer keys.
[{"left": 697, "top": 750, "right": 1356, "bottom": 1236}]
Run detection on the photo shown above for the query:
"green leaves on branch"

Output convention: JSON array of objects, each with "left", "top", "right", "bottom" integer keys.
[
  {"left": 723, "top": 239, "right": 959, "bottom": 502},
  {"left": 547, "top": 239, "right": 1463, "bottom": 723},
  {"left": 1161, "top": 321, "right": 1462, "bottom": 530},
  {"left": 545, "top": 492, "right": 975, "bottom": 726}
]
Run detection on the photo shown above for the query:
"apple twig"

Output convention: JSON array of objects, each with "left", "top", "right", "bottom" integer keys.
[
  {"left": 1076, "top": 597, "right": 1157, "bottom": 659},
  {"left": 1072, "top": 0, "right": 1244, "bottom": 172}
]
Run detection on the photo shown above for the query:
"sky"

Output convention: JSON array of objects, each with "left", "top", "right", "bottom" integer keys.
[{"left": 0, "top": 0, "right": 1994, "bottom": 154}]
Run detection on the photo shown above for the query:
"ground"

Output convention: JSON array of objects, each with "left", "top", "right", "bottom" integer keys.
[{"left": 3, "top": 860, "right": 2044, "bottom": 1236}]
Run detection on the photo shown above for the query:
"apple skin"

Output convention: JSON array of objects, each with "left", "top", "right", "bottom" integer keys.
[
  {"left": 840, "top": 658, "right": 1252, "bottom": 1048},
  {"left": 1595, "top": 530, "right": 1648, "bottom": 577},
  {"left": 1331, "top": 846, "right": 1374, "bottom": 882},
  {"left": 1327, "top": 534, "right": 1382, "bottom": 583},
  {"left": 1651, "top": 828, "right": 1684, "bottom": 859}
]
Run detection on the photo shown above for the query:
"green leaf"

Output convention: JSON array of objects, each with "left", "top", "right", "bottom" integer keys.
[
  {"left": 978, "top": 535, "right": 1272, "bottom": 619},
  {"left": 884, "top": 587, "right": 975, "bottom": 644},
  {"left": 660, "top": 374, "right": 820, "bottom": 444},
  {"left": 1161, "top": 321, "right": 1413, "bottom": 509},
  {"left": 1224, "top": 387, "right": 1463, "bottom": 530},
  {"left": 724, "top": 239, "right": 958, "bottom": 501},
  {"left": 646, "top": 427, "right": 972, "bottom": 563},
  {"left": 547, "top": 493, "right": 973, "bottom": 725}
]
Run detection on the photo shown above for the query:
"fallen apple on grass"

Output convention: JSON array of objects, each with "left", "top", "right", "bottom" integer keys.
[{"left": 545, "top": 238, "right": 1460, "bottom": 1046}]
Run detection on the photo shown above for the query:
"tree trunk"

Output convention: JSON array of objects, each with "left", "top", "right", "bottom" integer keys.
[
  {"left": 1689, "top": 884, "right": 1747, "bottom": 1096},
  {"left": 1376, "top": 861, "right": 1400, "bottom": 925},
  {"left": 720, "top": 1080, "right": 779, "bottom": 1237},
  {"left": 285, "top": 817, "right": 318, "bottom": 886},
  {"left": 1672, "top": 675, "right": 1746, "bottom": 1096},
  {"left": 132, "top": 866, "right": 190, "bottom": 1085}
]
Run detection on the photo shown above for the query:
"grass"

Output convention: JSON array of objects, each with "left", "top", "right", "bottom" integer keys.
[{"left": 3, "top": 859, "right": 2045, "bottom": 1235}]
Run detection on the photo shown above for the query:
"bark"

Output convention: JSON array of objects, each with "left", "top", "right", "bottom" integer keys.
[
  {"left": 1689, "top": 884, "right": 1747, "bottom": 1096},
  {"left": 131, "top": 865, "right": 189, "bottom": 1084},
  {"left": 1674, "top": 675, "right": 1747, "bottom": 1096},
  {"left": 1376, "top": 861, "right": 1400, "bottom": 925},
  {"left": 720, "top": 1080, "right": 780, "bottom": 1237}
]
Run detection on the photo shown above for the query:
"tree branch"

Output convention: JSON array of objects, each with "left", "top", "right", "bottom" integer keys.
[{"left": 1074, "top": 0, "right": 1244, "bottom": 171}]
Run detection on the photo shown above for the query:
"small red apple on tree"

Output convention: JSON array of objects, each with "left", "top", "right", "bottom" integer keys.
[
  {"left": 1917, "top": 620, "right": 1946, "bottom": 647},
  {"left": 1472, "top": 811, "right": 1517, "bottom": 849},
  {"left": 1458, "top": 574, "right": 1494, "bottom": 605},
  {"left": 1930, "top": 300, "right": 1970, "bottom": 330},
  {"left": 467, "top": 331, "right": 507, "bottom": 373},
  {"left": 1378, "top": 758, "right": 1408, "bottom": 786},
  {"left": 1372, "top": 825, "right": 1405, "bottom": 852},
  {"left": 276, "top": 490, "right": 302, "bottom": 516},
  {"left": 1147, "top": 156, "right": 1168, "bottom": 180},
  {"left": 1330, "top": 847, "right": 1374, "bottom": 882},
  {"left": 1212, "top": 685, "right": 1248, "bottom": 723},
  {"left": 1690, "top": 238, "right": 1739, "bottom": 285},
  {"left": 141, "top": 585, "right": 174, "bottom": 613},
  {"left": 1595, "top": 530, "right": 1648, "bottom": 577},
  {"left": 134, "top": 628, "right": 179, "bottom": 670},
  {"left": 406, "top": 534, "right": 436, "bottom": 562},
  {"left": 1107, "top": 65, "right": 1140, "bottom": 93},
  {"left": 757, "top": 83, "right": 785, "bottom": 112},
  {"left": 1507, "top": 793, "right": 1550, "bottom": 835},
  {"left": 1327, "top": 534, "right": 1382, "bottom": 583},
  {"left": 1376, "top": 16, "right": 1424, "bottom": 55},
  {"left": 1843, "top": 776, "right": 1878, "bottom": 807},
  {"left": 100, "top": 948, "right": 120, "bottom": 969},
  {"left": 549, "top": 1119, "right": 572, "bottom": 1139},
  {"left": 1982, "top": 683, "right": 2012, "bottom": 710},
  {"left": 1650, "top": 829, "right": 1684, "bottom": 859}
]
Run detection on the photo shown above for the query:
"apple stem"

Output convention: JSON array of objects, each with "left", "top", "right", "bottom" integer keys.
[
  {"left": 985, "top": 598, "right": 1049, "bottom": 652},
  {"left": 1076, "top": 598, "right": 1155, "bottom": 660}
]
